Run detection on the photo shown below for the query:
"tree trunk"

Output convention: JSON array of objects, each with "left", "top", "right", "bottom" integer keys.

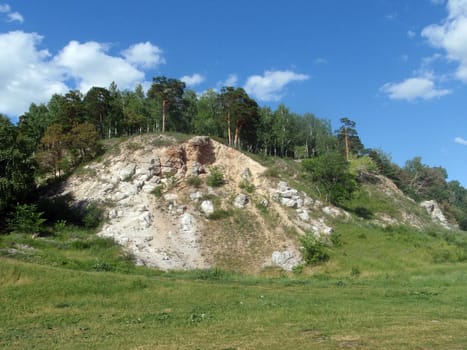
[
  {"left": 162, "top": 100, "right": 167, "bottom": 133},
  {"left": 227, "top": 111, "right": 232, "bottom": 146}
]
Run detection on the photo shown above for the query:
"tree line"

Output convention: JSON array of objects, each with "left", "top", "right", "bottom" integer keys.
[{"left": 0, "top": 76, "right": 466, "bottom": 230}]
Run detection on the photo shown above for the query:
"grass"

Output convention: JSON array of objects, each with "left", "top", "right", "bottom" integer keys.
[
  {"left": 1, "top": 256, "right": 467, "bottom": 349},
  {"left": 1, "top": 223, "right": 467, "bottom": 349}
]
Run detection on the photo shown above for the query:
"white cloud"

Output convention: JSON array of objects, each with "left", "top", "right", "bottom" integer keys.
[
  {"left": 0, "top": 30, "right": 164, "bottom": 116},
  {"left": 431, "top": 0, "right": 445, "bottom": 5},
  {"left": 455, "top": 136, "right": 467, "bottom": 145},
  {"left": 223, "top": 74, "right": 238, "bottom": 87},
  {"left": 7, "top": 11, "right": 23, "bottom": 23},
  {"left": 244, "top": 70, "right": 309, "bottom": 101},
  {"left": 54, "top": 40, "right": 145, "bottom": 92},
  {"left": 422, "top": 0, "right": 467, "bottom": 82},
  {"left": 0, "top": 4, "right": 10, "bottom": 12},
  {"left": 407, "top": 30, "right": 416, "bottom": 38},
  {"left": 180, "top": 73, "right": 205, "bottom": 87},
  {"left": 0, "top": 3, "right": 24, "bottom": 23},
  {"left": 381, "top": 77, "right": 451, "bottom": 101},
  {"left": 0, "top": 31, "right": 67, "bottom": 116},
  {"left": 121, "top": 42, "right": 165, "bottom": 69}
]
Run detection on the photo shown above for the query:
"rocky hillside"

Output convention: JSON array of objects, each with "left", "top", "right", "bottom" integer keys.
[{"left": 56, "top": 134, "right": 451, "bottom": 272}]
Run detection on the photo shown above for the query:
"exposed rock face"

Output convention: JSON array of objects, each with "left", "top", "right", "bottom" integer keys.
[
  {"left": 420, "top": 200, "right": 450, "bottom": 229},
  {"left": 271, "top": 250, "right": 303, "bottom": 271}
]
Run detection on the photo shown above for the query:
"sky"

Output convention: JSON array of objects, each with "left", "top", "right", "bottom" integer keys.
[{"left": 0, "top": 0, "right": 466, "bottom": 186}]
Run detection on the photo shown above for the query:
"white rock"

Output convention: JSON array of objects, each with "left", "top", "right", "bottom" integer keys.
[
  {"left": 234, "top": 194, "right": 248, "bottom": 208},
  {"left": 420, "top": 200, "right": 450, "bottom": 228},
  {"left": 164, "top": 193, "right": 178, "bottom": 203},
  {"left": 119, "top": 164, "right": 136, "bottom": 181},
  {"left": 201, "top": 200, "right": 214, "bottom": 216},
  {"left": 271, "top": 250, "right": 302, "bottom": 271},
  {"left": 190, "top": 191, "right": 203, "bottom": 201},
  {"left": 297, "top": 209, "right": 310, "bottom": 222}
]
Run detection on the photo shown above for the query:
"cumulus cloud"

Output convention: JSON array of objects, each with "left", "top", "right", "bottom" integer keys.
[
  {"left": 0, "top": 3, "right": 24, "bottom": 23},
  {"left": 422, "top": 0, "right": 467, "bottom": 82},
  {"left": 381, "top": 77, "right": 451, "bottom": 101},
  {"left": 0, "top": 30, "right": 164, "bottom": 116},
  {"left": 455, "top": 136, "right": 467, "bottom": 145},
  {"left": 407, "top": 30, "right": 416, "bottom": 38},
  {"left": 54, "top": 40, "right": 146, "bottom": 92},
  {"left": 180, "top": 73, "right": 205, "bottom": 87},
  {"left": 244, "top": 70, "right": 309, "bottom": 101},
  {"left": 0, "top": 31, "right": 67, "bottom": 115},
  {"left": 121, "top": 42, "right": 165, "bottom": 69}
]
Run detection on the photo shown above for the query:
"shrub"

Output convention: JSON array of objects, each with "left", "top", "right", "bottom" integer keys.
[
  {"left": 206, "top": 166, "right": 225, "bottom": 187},
  {"left": 302, "top": 152, "right": 357, "bottom": 205},
  {"left": 239, "top": 180, "right": 255, "bottom": 193},
  {"left": 8, "top": 204, "right": 46, "bottom": 234},
  {"left": 299, "top": 233, "right": 330, "bottom": 265},
  {"left": 82, "top": 202, "right": 104, "bottom": 229},
  {"left": 187, "top": 176, "right": 203, "bottom": 188},
  {"left": 152, "top": 185, "right": 163, "bottom": 198}
]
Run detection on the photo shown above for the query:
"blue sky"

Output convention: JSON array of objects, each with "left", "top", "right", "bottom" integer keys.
[{"left": 0, "top": 0, "right": 466, "bottom": 186}]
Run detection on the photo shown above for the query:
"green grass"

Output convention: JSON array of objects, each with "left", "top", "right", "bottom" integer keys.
[
  {"left": 2, "top": 223, "right": 467, "bottom": 349},
  {"left": 1, "top": 257, "right": 467, "bottom": 349}
]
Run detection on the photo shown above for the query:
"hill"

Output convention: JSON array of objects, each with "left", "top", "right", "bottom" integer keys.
[
  {"left": 2, "top": 134, "right": 467, "bottom": 349},
  {"left": 43, "top": 134, "right": 458, "bottom": 273}
]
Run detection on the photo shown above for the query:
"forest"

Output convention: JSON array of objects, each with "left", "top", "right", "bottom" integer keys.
[{"left": 1, "top": 76, "right": 466, "bottom": 231}]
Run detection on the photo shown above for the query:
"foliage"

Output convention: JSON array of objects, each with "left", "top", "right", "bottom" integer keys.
[
  {"left": 302, "top": 152, "right": 357, "bottom": 205},
  {"left": 82, "top": 202, "right": 104, "bottom": 229},
  {"left": 186, "top": 176, "right": 203, "bottom": 188},
  {"left": 7, "top": 204, "right": 46, "bottom": 234},
  {"left": 239, "top": 180, "right": 255, "bottom": 193},
  {"left": 206, "top": 166, "right": 225, "bottom": 187},
  {"left": 299, "top": 233, "right": 330, "bottom": 264},
  {"left": 152, "top": 185, "right": 164, "bottom": 198},
  {"left": 0, "top": 115, "right": 36, "bottom": 219}
]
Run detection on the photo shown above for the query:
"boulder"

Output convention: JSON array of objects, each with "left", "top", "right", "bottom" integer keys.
[
  {"left": 200, "top": 200, "right": 214, "bottom": 216},
  {"left": 271, "top": 250, "right": 302, "bottom": 271},
  {"left": 234, "top": 193, "right": 249, "bottom": 208},
  {"left": 119, "top": 164, "right": 136, "bottom": 181}
]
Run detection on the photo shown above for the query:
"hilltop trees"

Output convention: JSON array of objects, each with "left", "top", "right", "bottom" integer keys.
[
  {"left": 0, "top": 115, "right": 35, "bottom": 220},
  {"left": 147, "top": 76, "right": 186, "bottom": 133}
]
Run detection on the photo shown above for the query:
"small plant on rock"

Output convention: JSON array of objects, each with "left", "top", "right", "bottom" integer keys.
[
  {"left": 207, "top": 166, "right": 225, "bottom": 187},
  {"left": 187, "top": 176, "right": 203, "bottom": 188}
]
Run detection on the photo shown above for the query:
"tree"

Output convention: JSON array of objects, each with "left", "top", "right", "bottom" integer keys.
[
  {"left": 147, "top": 76, "right": 186, "bottom": 132},
  {"left": 68, "top": 122, "right": 101, "bottom": 163},
  {"left": 0, "top": 115, "right": 35, "bottom": 220},
  {"left": 218, "top": 87, "right": 259, "bottom": 148},
  {"left": 17, "top": 103, "right": 53, "bottom": 154},
  {"left": 35, "top": 123, "right": 68, "bottom": 177},
  {"left": 302, "top": 152, "right": 357, "bottom": 205},
  {"left": 84, "top": 87, "right": 112, "bottom": 138},
  {"left": 193, "top": 89, "right": 222, "bottom": 136},
  {"left": 337, "top": 118, "right": 363, "bottom": 160}
]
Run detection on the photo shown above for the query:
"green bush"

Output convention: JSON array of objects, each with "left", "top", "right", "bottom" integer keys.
[
  {"left": 8, "top": 204, "right": 46, "bottom": 234},
  {"left": 152, "top": 185, "right": 164, "bottom": 198},
  {"left": 82, "top": 202, "right": 104, "bottom": 229},
  {"left": 239, "top": 180, "right": 255, "bottom": 193},
  {"left": 187, "top": 176, "right": 203, "bottom": 188},
  {"left": 206, "top": 166, "right": 225, "bottom": 187},
  {"left": 302, "top": 152, "right": 357, "bottom": 205},
  {"left": 299, "top": 233, "right": 330, "bottom": 265}
]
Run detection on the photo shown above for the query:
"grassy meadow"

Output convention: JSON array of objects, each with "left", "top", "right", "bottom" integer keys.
[{"left": 1, "top": 222, "right": 467, "bottom": 349}]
